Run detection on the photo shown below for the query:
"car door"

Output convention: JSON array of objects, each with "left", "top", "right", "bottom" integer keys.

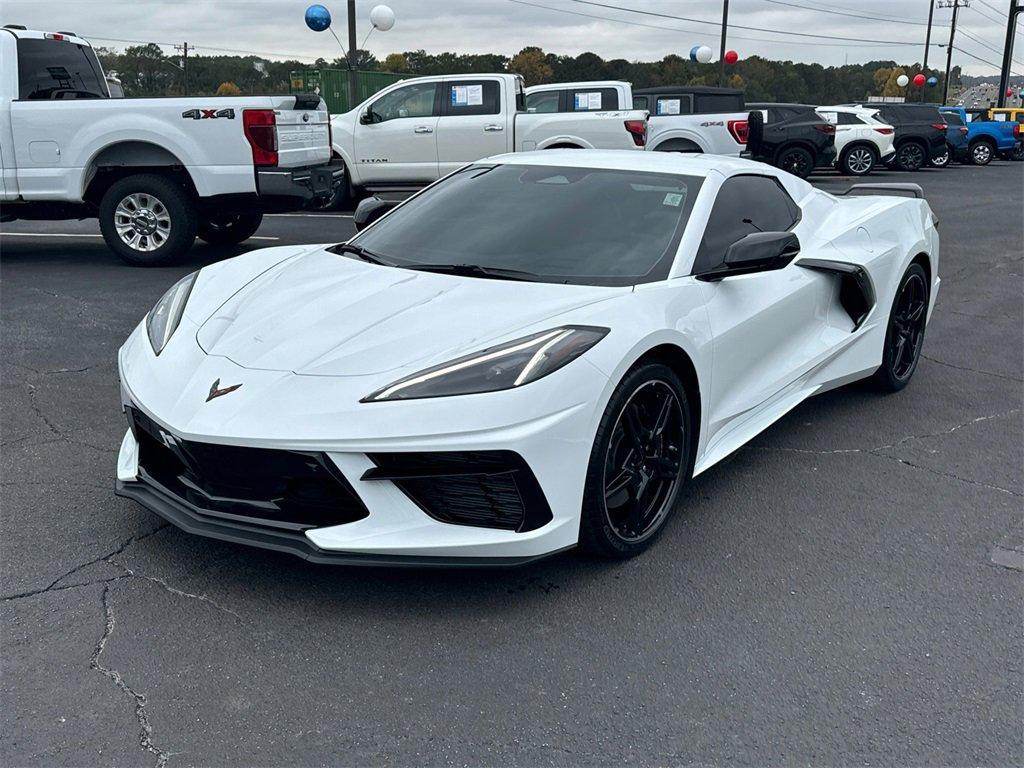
[
  {"left": 694, "top": 174, "right": 834, "bottom": 445},
  {"left": 435, "top": 78, "right": 508, "bottom": 176},
  {"left": 354, "top": 81, "right": 440, "bottom": 184}
]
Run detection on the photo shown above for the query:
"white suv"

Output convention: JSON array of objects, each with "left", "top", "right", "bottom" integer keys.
[{"left": 816, "top": 105, "right": 896, "bottom": 176}]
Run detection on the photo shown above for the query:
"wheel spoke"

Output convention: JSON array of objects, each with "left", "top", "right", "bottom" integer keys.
[
  {"left": 651, "top": 390, "right": 673, "bottom": 436},
  {"left": 605, "top": 466, "right": 636, "bottom": 502},
  {"left": 624, "top": 403, "right": 648, "bottom": 453}
]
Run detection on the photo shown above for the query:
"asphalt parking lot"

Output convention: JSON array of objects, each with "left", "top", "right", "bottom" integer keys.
[{"left": 2, "top": 161, "right": 1022, "bottom": 767}]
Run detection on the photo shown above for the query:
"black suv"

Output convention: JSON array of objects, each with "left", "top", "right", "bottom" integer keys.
[
  {"left": 742, "top": 103, "right": 837, "bottom": 178},
  {"left": 857, "top": 103, "right": 946, "bottom": 171}
]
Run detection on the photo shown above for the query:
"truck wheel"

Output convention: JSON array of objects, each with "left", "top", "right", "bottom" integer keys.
[
  {"left": 99, "top": 174, "right": 197, "bottom": 267},
  {"left": 1012, "top": 143, "right": 1024, "bottom": 161},
  {"left": 929, "top": 145, "right": 951, "bottom": 168},
  {"left": 776, "top": 146, "right": 814, "bottom": 178},
  {"left": 197, "top": 212, "right": 264, "bottom": 246},
  {"left": 968, "top": 140, "right": 994, "bottom": 166},
  {"left": 894, "top": 141, "right": 926, "bottom": 172},
  {"left": 840, "top": 145, "right": 876, "bottom": 175}
]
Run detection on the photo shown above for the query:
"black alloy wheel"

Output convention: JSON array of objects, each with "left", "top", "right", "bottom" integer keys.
[
  {"left": 777, "top": 146, "right": 814, "bottom": 178},
  {"left": 895, "top": 142, "right": 926, "bottom": 172},
  {"left": 873, "top": 263, "right": 929, "bottom": 391},
  {"left": 197, "top": 211, "right": 264, "bottom": 246}
]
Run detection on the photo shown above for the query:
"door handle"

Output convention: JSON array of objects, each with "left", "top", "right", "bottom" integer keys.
[
  {"left": 483, "top": 124, "right": 504, "bottom": 132},
  {"left": 414, "top": 126, "right": 433, "bottom": 134}
]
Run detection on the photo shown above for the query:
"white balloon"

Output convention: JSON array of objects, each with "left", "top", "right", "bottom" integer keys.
[
  {"left": 696, "top": 45, "right": 713, "bottom": 64},
  {"left": 370, "top": 4, "right": 396, "bottom": 31},
  {"left": 896, "top": 74, "right": 909, "bottom": 87}
]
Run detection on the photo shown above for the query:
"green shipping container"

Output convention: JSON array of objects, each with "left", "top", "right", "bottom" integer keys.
[{"left": 289, "top": 68, "right": 408, "bottom": 114}]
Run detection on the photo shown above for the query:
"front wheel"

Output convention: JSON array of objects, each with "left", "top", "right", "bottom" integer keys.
[
  {"left": 776, "top": 146, "right": 815, "bottom": 178},
  {"left": 1011, "top": 143, "right": 1024, "bottom": 161},
  {"left": 871, "top": 263, "right": 930, "bottom": 392},
  {"left": 840, "top": 145, "right": 876, "bottom": 175},
  {"left": 894, "top": 142, "right": 926, "bottom": 172},
  {"left": 929, "top": 146, "right": 951, "bottom": 168},
  {"left": 969, "top": 141, "right": 994, "bottom": 166},
  {"left": 197, "top": 211, "right": 264, "bottom": 246},
  {"left": 579, "top": 363, "right": 691, "bottom": 559},
  {"left": 98, "top": 173, "right": 198, "bottom": 267}
]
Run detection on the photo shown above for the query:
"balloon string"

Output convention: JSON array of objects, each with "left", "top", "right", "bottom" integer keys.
[
  {"left": 360, "top": 28, "right": 375, "bottom": 50},
  {"left": 328, "top": 27, "right": 348, "bottom": 60}
]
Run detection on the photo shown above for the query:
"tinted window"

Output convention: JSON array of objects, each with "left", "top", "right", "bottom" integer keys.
[
  {"left": 349, "top": 164, "right": 704, "bottom": 286},
  {"left": 17, "top": 38, "right": 107, "bottom": 99},
  {"left": 444, "top": 80, "right": 500, "bottom": 116},
  {"left": 942, "top": 112, "right": 964, "bottom": 126},
  {"left": 693, "top": 175, "right": 800, "bottom": 275},
  {"left": 569, "top": 87, "right": 619, "bottom": 111},
  {"left": 695, "top": 93, "right": 744, "bottom": 114},
  {"left": 633, "top": 95, "right": 649, "bottom": 110},
  {"left": 836, "top": 112, "right": 865, "bottom": 125},
  {"left": 369, "top": 82, "right": 437, "bottom": 122},
  {"left": 526, "top": 90, "right": 560, "bottom": 113}
]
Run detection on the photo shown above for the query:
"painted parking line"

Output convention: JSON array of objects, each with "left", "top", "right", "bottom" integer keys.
[
  {"left": 266, "top": 213, "right": 353, "bottom": 218},
  {"left": 0, "top": 233, "right": 280, "bottom": 241}
]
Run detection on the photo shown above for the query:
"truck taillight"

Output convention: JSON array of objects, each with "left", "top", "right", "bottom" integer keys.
[
  {"left": 624, "top": 119, "right": 647, "bottom": 147},
  {"left": 960, "top": 126, "right": 969, "bottom": 135},
  {"left": 814, "top": 123, "right": 836, "bottom": 134},
  {"left": 44, "top": 33, "right": 66, "bottom": 40},
  {"left": 931, "top": 123, "right": 946, "bottom": 131},
  {"left": 243, "top": 109, "right": 278, "bottom": 167},
  {"left": 1014, "top": 124, "right": 1021, "bottom": 138},
  {"left": 873, "top": 127, "right": 895, "bottom": 135},
  {"left": 727, "top": 119, "right": 748, "bottom": 144}
]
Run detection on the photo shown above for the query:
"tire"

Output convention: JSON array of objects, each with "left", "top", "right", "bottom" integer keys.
[
  {"left": 578, "top": 362, "right": 692, "bottom": 559},
  {"left": 197, "top": 211, "right": 264, "bottom": 246},
  {"left": 871, "top": 263, "right": 929, "bottom": 392},
  {"left": 776, "top": 146, "right": 815, "bottom": 178},
  {"left": 929, "top": 145, "right": 951, "bottom": 168},
  {"left": 308, "top": 164, "right": 354, "bottom": 212},
  {"left": 969, "top": 140, "right": 994, "bottom": 166},
  {"left": 98, "top": 173, "right": 197, "bottom": 266},
  {"left": 1011, "top": 143, "right": 1024, "bottom": 161},
  {"left": 840, "top": 145, "right": 877, "bottom": 176},
  {"left": 894, "top": 141, "right": 926, "bottom": 172}
]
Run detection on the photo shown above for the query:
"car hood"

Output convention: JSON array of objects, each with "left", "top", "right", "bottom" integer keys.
[{"left": 195, "top": 248, "right": 623, "bottom": 377}]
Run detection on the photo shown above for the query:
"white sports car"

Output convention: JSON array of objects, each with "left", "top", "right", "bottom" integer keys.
[{"left": 116, "top": 151, "right": 939, "bottom": 565}]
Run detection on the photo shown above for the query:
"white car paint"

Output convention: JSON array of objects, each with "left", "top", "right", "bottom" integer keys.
[
  {"left": 116, "top": 150, "right": 940, "bottom": 563},
  {"left": 817, "top": 105, "right": 896, "bottom": 169},
  {"left": 332, "top": 74, "right": 648, "bottom": 191}
]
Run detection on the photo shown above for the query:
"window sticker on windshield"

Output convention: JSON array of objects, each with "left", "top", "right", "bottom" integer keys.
[
  {"left": 657, "top": 99, "right": 681, "bottom": 115},
  {"left": 663, "top": 192, "right": 684, "bottom": 207},
  {"left": 574, "top": 91, "right": 602, "bottom": 110}
]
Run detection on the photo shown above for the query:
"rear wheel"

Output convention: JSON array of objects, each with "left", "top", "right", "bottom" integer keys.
[
  {"left": 1011, "top": 143, "right": 1024, "bottom": 161},
  {"left": 579, "top": 363, "right": 691, "bottom": 558},
  {"left": 98, "top": 173, "right": 197, "bottom": 267},
  {"left": 197, "top": 211, "right": 263, "bottom": 246},
  {"left": 969, "top": 140, "right": 994, "bottom": 166},
  {"left": 776, "top": 146, "right": 815, "bottom": 178},
  {"left": 872, "top": 263, "right": 929, "bottom": 392},
  {"left": 840, "top": 145, "right": 877, "bottom": 175},
  {"left": 894, "top": 141, "right": 926, "bottom": 172},
  {"left": 929, "top": 145, "right": 951, "bottom": 168}
]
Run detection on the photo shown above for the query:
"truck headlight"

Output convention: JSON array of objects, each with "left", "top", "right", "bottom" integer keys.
[
  {"left": 146, "top": 272, "right": 197, "bottom": 355},
  {"left": 362, "top": 326, "right": 609, "bottom": 402}
]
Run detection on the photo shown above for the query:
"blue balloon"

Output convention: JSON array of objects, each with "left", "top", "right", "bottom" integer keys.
[
  {"left": 689, "top": 45, "right": 701, "bottom": 62},
  {"left": 927, "top": 76, "right": 938, "bottom": 86},
  {"left": 305, "top": 4, "right": 332, "bottom": 32}
]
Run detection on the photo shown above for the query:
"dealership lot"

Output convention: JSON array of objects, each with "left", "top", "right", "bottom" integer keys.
[{"left": 2, "top": 162, "right": 1021, "bottom": 765}]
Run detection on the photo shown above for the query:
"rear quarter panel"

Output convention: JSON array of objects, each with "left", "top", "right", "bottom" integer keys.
[{"left": 514, "top": 110, "right": 645, "bottom": 150}]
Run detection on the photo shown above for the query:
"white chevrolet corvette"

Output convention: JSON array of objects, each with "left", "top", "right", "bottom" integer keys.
[{"left": 116, "top": 151, "right": 939, "bottom": 565}]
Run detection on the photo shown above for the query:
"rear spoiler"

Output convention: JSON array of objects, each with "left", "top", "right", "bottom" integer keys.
[{"left": 835, "top": 182, "right": 924, "bottom": 199}]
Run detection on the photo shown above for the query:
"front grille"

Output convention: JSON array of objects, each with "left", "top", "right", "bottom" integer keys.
[
  {"left": 364, "top": 451, "right": 552, "bottom": 533},
  {"left": 127, "top": 407, "right": 368, "bottom": 531}
]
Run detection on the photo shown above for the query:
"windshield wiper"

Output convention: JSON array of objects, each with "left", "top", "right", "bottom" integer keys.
[
  {"left": 332, "top": 243, "right": 394, "bottom": 266},
  {"left": 402, "top": 263, "right": 539, "bottom": 281}
]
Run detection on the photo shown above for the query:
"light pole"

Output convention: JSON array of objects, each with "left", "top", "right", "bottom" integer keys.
[
  {"left": 939, "top": 0, "right": 968, "bottom": 106},
  {"left": 997, "top": 0, "right": 1023, "bottom": 107},
  {"left": 347, "top": 0, "right": 357, "bottom": 111},
  {"left": 718, "top": 0, "right": 730, "bottom": 87},
  {"left": 922, "top": 1, "right": 936, "bottom": 102}
]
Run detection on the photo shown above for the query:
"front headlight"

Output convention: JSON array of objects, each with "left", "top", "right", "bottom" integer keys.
[
  {"left": 363, "top": 326, "right": 609, "bottom": 402},
  {"left": 146, "top": 272, "right": 197, "bottom": 355}
]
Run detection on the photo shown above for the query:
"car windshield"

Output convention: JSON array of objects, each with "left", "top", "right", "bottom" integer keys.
[{"left": 342, "top": 164, "right": 703, "bottom": 286}]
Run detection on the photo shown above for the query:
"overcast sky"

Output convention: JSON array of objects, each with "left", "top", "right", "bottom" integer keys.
[{"left": 4, "top": 0, "right": 1018, "bottom": 76}]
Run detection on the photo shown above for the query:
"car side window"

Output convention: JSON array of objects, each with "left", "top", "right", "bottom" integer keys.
[
  {"left": 836, "top": 112, "right": 864, "bottom": 125},
  {"left": 526, "top": 90, "right": 560, "bottom": 113},
  {"left": 444, "top": 80, "right": 501, "bottom": 116},
  {"left": 692, "top": 175, "right": 801, "bottom": 275},
  {"left": 569, "top": 88, "right": 618, "bottom": 111},
  {"left": 369, "top": 83, "right": 438, "bottom": 123},
  {"left": 633, "top": 95, "right": 649, "bottom": 111}
]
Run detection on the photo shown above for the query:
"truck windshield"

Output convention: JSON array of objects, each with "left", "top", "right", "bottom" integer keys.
[
  {"left": 344, "top": 164, "right": 703, "bottom": 286},
  {"left": 17, "top": 38, "right": 108, "bottom": 100}
]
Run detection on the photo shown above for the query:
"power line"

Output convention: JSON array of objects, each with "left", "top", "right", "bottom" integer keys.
[
  {"left": 958, "top": 27, "right": 1024, "bottom": 68},
  {"left": 85, "top": 35, "right": 314, "bottom": 60},
  {"left": 975, "top": 0, "right": 1007, "bottom": 17},
  {"left": 762, "top": 0, "right": 943, "bottom": 28}
]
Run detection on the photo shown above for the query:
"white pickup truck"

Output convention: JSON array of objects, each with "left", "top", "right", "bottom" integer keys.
[
  {"left": 525, "top": 81, "right": 748, "bottom": 156},
  {"left": 329, "top": 73, "right": 648, "bottom": 204},
  {"left": 0, "top": 26, "right": 342, "bottom": 265}
]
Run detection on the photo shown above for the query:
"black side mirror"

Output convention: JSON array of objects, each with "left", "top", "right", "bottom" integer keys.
[
  {"left": 359, "top": 108, "right": 372, "bottom": 125},
  {"left": 697, "top": 232, "right": 800, "bottom": 282},
  {"left": 353, "top": 197, "right": 399, "bottom": 231}
]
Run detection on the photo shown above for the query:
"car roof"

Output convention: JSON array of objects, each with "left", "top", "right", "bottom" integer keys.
[
  {"left": 1, "top": 26, "right": 91, "bottom": 46},
  {"left": 525, "top": 81, "right": 629, "bottom": 92},
  {"left": 748, "top": 102, "right": 815, "bottom": 109},
  {"left": 632, "top": 85, "right": 743, "bottom": 96},
  {"left": 481, "top": 148, "right": 790, "bottom": 179}
]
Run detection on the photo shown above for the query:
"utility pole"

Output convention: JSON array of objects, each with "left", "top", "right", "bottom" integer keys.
[
  {"left": 922, "top": 0, "right": 936, "bottom": 102},
  {"left": 997, "top": 0, "right": 1023, "bottom": 107},
  {"left": 174, "top": 41, "right": 189, "bottom": 95},
  {"left": 347, "top": 0, "right": 358, "bottom": 110},
  {"left": 938, "top": 0, "right": 968, "bottom": 106},
  {"left": 718, "top": 0, "right": 730, "bottom": 87}
]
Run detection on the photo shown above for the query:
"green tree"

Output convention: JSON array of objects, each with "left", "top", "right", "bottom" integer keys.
[{"left": 382, "top": 52, "right": 410, "bottom": 72}]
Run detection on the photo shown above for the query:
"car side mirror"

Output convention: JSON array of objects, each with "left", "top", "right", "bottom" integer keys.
[
  {"left": 697, "top": 232, "right": 801, "bottom": 282},
  {"left": 353, "top": 197, "right": 399, "bottom": 231},
  {"left": 359, "top": 108, "right": 375, "bottom": 125}
]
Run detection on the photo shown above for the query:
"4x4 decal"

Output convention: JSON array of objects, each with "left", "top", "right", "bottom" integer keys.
[{"left": 181, "top": 108, "right": 236, "bottom": 120}]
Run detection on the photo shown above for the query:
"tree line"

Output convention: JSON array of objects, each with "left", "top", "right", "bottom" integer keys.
[{"left": 97, "top": 44, "right": 967, "bottom": 105}]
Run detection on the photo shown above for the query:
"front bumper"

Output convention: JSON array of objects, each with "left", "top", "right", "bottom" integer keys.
[{"left": 256, "top": 158, "right": 344, "bottom": 202}]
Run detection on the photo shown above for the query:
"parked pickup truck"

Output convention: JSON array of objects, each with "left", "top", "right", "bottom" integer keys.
[
  {"left": 939, "top": 106, "right": 1022, "bottom": 165},
  {"left": 330, "top": 74, "right": 648, "bottom": 204},
  {"left": 983, "top": 107, "right": 1024, "bottom": 160},
  {"left": 0, "top": 26, "right": 341, "bottom": 265},
  {"left": 525, "top": 81, "right": 747, "bottom": 156}
]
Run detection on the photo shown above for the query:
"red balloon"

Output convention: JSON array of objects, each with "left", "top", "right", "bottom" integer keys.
[
  {"left": 724, "top": 50, "right": 739, "bottom": 65},
  {"left": 1009, "top": 88, "right": 1015, "bottom": 97},
  {"left": 913, "top": 74, "right": 926, "bottom": 88}
]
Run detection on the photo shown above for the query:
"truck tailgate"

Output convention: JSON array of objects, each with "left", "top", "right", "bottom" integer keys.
[{"left": 270, "top": 96, "right": 331, "bottom": 168}]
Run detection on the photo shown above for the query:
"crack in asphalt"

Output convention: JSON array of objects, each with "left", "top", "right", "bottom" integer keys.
[
  {"left": 921, "top": 354, "right": 1023, "bottom": 383},
  {"left": 109, "top": 559, "right": 244, "bottom": 621},
  {"left": 90, "top": 583, "right": 171, "bottom": 768}
]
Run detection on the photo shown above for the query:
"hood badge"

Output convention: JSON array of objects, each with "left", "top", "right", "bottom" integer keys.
[{"left": 206, "top": 378, "right": 242, "bottom": 402}]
